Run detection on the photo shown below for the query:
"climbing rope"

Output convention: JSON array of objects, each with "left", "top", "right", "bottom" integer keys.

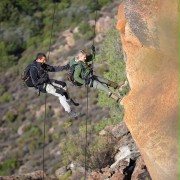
[
  {"left": 91, "top": 1, "right": 98, "bottom": 75},
  {"left": 84, "top": 1, "right": 98, "bottom": 179},
  {"left": 84, "top": 85, "right": 89, "bottom": 178},
  {"left": 43, "top": 1, "right": 57, "bottom": 179}
]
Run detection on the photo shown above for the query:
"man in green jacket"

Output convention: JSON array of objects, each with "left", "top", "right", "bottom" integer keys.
[{"left": 68, "top": 47, "right": 124, "bottom": 103}]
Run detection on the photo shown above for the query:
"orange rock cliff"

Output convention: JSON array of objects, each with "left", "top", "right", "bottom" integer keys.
[{"left": 116, "top": 1, "right": 179, "bottom": 180}]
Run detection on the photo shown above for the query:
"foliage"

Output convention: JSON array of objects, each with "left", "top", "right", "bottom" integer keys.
[
  {"left": 88, "top": 136, "right": 115, "bottom": 169},
  {"left": 0, "top": 0, "right": 110, "bottom": 71},
  {"left": 0, "top": 92, "right": 13, "bottom": 104},
  {"left": 79, "top": 21, "right": 94, "bottom": 40},
  {"left": 0, "top": 85, "right": 5, "bottom": 95},
  {"left": 18, "top": 125, "right": 43, "bottom": 154},
  {"left": 58, "top": 170, "right": 72, "bottom": 180},
  {"left": 60, "top": 122, "right": 116, "bottom": 170},
  {"left": 95, "top": 22, "right": 127, "bottom": 123},
  {"left": 60, "top": 133, "right": 84, "bottom": 166},
  {"left": 0, "top": 159, "right": 21, "bottom": 176},
  {"left": 6, "top": 111, "right": 18, "bottom": 122},
  {"left": 93, "top": 117, "right": 120, "bottom": 135}
]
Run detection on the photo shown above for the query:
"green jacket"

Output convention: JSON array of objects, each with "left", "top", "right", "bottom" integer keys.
[{"left": 69, "top": 54, "right": 94, "bottom": 85}]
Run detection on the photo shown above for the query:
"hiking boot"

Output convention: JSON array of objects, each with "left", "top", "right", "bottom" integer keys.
[
  {"left": 107, "top": 80, "right": 119, "bottom": 89},
  {"left": 108, "top": 92, "right": 121, "bottom": 103},
  {"left": 118, "top": 80, "right": 128, "bottom": 91},
  {"left": 107, "top": 80, "right": 124, "bottom": 89},
  {"left": 108, "top": 80, "right": 128, "bottom": 91},
  {"left": 68, "top": 111, "right": 81, "bottom": 119},
  {"left": 67, "top": 98, "right": 79, "bottom": 106}
]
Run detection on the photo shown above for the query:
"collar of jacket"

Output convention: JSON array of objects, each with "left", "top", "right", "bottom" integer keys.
[
  {"left": 75, "top": 57, "right": 86, "bottom": 64},
  {"left": 34, "top": 60, "right": 44, "bottom": 69}
]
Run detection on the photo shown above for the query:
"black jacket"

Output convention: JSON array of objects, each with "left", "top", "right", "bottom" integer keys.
[{"left": 30, "top": 60, "right": 69, "bottom": 92}]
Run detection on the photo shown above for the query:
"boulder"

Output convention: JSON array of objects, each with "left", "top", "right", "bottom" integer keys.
[{"left": 117, "top": 1, "right": 179, "bottom": 179}]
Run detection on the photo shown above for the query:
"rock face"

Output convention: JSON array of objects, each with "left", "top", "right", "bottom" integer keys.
[{"left": 116, "top": 1, "right": 179, "bottom": 180}]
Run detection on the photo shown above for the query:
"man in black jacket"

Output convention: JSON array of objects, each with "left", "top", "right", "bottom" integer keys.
[{"left": 29, "top": 52, "right": 80, "bottom": 118}]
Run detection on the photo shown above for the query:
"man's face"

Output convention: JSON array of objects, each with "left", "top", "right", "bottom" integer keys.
[
  {"left": 38, "top": 56, "right": 46, "bottom": 64},
  {"left": 78, "top": 54, "right": 86, "bottom": 62}
]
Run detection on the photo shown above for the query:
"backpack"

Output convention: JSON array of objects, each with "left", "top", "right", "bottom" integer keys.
[
  {"left": 67, "top": 64, "right": 85, "bottom": 86},
  {"left": 21, "top": 64, "right": 38, "bottom": 87}
]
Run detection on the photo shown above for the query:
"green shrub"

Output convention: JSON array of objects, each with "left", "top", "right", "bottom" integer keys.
[
  {"left": 6, "top": 111, "right": 18, "bottom": 122},
  {"left": 93, "top": 117, "right": 119, "bottom": 135},
  {"left": 0, "top": 132, "right": 6, "bottom": 140},
  {"left": 23, "top": 125, "right": 42, "bottom": 138},
  {"left": 0, "top": 92, "right": 13, "bottom": 104},
  {"left": 79, "top": 21, "right": 91, "bottom": 34},
  {"left": 0, "top": 159, "right": 21, "bottom": 176},
  {"left": 88, "top": 136, "right": 115, "bottom": 169},
  {"left": 73, "top": 32, "right": 81, "bottom": 41},
  {"left": 0, "top": 85, "right": 5, "bottom": 95},
  {"left": 60, "top": 136, "right": 84, "bottom": 166},
  {"left": 79, "top": 21, "right": 94, "bottom": 40},
  {"left": 58, "top": 170, "right": 72, "bottom": 180},
  {"left": 18, "top": 125, "right": 43, "bottom": 154},
  {"left": 98, "top": 0, "right": 111, "bottom": 8}
]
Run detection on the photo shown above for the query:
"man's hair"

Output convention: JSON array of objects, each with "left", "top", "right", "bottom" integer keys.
[
  {"left": 36, "top": 52, "right": 46, "bottom": 60},
  {"left": 76, "top": 50, "right": 88, "bottom": 58},
  {"left": 79, "top": 49, "right": 88, "bottom": 56}
]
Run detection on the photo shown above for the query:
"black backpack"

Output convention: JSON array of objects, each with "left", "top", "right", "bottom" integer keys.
[
  {"left": 67, "top": 64, "right": 85, "bottom": 86},
  {"left": 21, "top": 64, "right": 38, "bottom": 87}
]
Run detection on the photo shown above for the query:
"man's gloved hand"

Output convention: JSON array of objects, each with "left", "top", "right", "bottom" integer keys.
[
  {"left": 91, "top": 45, "right": 96, "bottom": 53},
  {"left": 65, "top": 64, "right": 70, "bottom": 70}
]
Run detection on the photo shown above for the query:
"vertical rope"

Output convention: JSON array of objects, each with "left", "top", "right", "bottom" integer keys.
[
  {"left": 84, "top": 1, "right": 98, "bottom": 179},
  {"left": 43, "top": 2, "right": 57, "bottom": 179},
  {"left": 43, "top": 93, "right": 47, "bottom": 180},
  {"left": 84, "top": 86, "right": 89, "bottom": 179},
  {"left": 92, "top": 9, "right": 97, "bottom": 46},
  {"left": 91, "top": 0, "right": 98, "bottom": 74}
]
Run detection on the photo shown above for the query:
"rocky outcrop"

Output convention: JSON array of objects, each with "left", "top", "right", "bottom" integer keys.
[
  {"left": 117, "top": 1, "right": 179, "bottom": 180},
  {"left": 88, "top": 121, "right": 150, "bottom": 180}
]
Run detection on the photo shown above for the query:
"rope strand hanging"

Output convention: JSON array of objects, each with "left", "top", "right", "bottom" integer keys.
[
  {"left": 43, "top": 1, "right": 57, "bottom": 179},
  {"left": 84, "top": 1, "right": 98, "bottom": 179},
  {"left": 91, "top": 1, "right": 98, "bottom": 76}
]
